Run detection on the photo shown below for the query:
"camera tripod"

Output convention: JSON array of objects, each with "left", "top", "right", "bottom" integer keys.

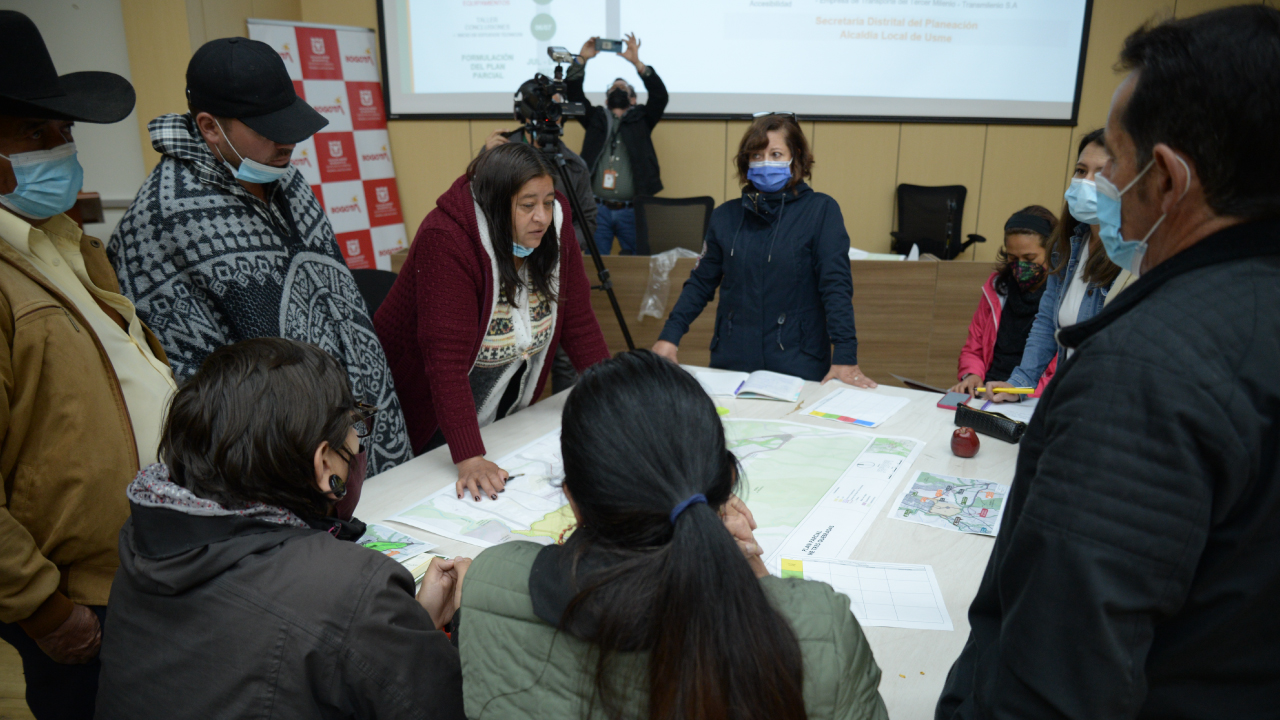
[{"left": 537, "top": 135, "right": 635, "bottom": 351}]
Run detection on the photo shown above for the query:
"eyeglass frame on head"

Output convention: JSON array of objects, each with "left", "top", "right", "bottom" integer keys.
[{"left": 752, "top": 111, "right": 798, "bottom": 121}]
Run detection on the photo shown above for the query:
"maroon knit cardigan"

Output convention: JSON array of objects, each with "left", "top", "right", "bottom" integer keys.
[{"left": 373, "top": 175, "right": 611, "bottom": 464}]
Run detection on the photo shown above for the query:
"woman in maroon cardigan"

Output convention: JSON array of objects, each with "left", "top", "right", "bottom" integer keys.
[{"left": 374, "top": 143, "right": 610, "bottom": 500}]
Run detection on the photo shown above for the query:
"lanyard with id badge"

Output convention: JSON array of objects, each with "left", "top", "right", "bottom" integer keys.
[{"left": 602, "top": 131, "right": 621, "bottom": 190}]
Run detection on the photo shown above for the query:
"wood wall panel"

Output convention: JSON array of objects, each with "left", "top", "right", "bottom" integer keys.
[
  {"left": 809, "top": 122, "right": 900, "bottom": 253},
  {"left": 849, "top": 262, "right": 938, "bottom": 384},
  {"left": 120, "top": 0, "right": 192, "bottom": 171},
  {"left": 649, "top": 121, "right": 728, "bottom": 204},
  {"left": 926, "top": 261, "right": 1000, "bottom": 388},
  {"left": 387, "top": 120, "right": 472, "bottom": 234},
  {"left": 895, "top": 124, "right": 988, "bottom": 259},
  {"left": 972, "top": 125, "right": 1076, "bottom": 263}
]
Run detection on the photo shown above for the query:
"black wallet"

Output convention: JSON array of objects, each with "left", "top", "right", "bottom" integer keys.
[{"left": 955, "top": 404, "right": 1028, "bottom": 443}]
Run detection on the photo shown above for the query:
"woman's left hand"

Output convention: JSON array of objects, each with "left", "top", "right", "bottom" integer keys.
[
  {"left": 721, "top": 495, "right": 768, "bottom": 578},
  {"left": 823, "top": 364, "right": 877, "bottom": 389}
]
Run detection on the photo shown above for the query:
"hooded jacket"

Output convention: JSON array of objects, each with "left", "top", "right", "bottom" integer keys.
[
  {"left": 459, "top": 541, "right": 888, "bottom": 720},
  {"left": 957, "top": 272, "right": 1055, "bottom": 396},
  {"left": 565, "top": 63, "right": 668, "bottom": 197},
  {"left": 109, "top": 113, "right": 411, "bottom": 477},
  {"left": 95, "top": 465, "right": 464, "bottom": 720},
  {"left": 937, "top": 219, "right": 1280, "bottom": 719},
  {"left": 373, "top": 175, "right": 610, "bottom": 462},
  {"left": 659, "top": 183, "right": 859, "bottom": 381}
]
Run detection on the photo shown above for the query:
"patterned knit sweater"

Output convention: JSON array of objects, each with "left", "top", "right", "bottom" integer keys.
[
  {"left": 108, "top": 114, "right": 411, "bottom": 477},
  {"left": 373, "top": 175, "right": 611, "bottom": 463}
]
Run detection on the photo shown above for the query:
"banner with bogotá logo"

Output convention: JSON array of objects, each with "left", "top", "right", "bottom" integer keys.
[{"left": 248, "top": 19, "right": 406, "bottom": 271}]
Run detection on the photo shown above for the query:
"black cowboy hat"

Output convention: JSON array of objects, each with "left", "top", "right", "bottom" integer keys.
[{"left": 0, "top": 11, "right": 135, "bottom": 123}]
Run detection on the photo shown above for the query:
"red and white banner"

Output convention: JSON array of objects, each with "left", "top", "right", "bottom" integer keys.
[{"left": 248, "top": 19, "right": 406, "bottom": 271}]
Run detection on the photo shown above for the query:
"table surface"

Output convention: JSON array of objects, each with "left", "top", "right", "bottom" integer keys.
[{"left": 359, "top": 368, "right": 1020, "bottom": 720}]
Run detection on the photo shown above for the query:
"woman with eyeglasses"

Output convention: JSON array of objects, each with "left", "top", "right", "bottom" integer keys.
[
  {"left": 653, "top": 113, "right": 875, "bottom": 387},
  {"left": 95, "top": 338, "right": 468, "bottom": 720}
]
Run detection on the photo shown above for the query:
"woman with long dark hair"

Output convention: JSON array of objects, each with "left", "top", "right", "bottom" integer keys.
[
  {"left": 985, "top": 129, "right": 1123, "bottom": 402},
  {"left": 456, "top": 350, "right": 888, "bottom": 720},
  {"left": 949, "top": 205, "right": 1059, "bottom": 397},
  {"left": 652, "top": 113, "right": 874, "bottom": 387},
  {"left": 374, "top": 143, "right": 610, "bottom": 500},
  {"left": 95, "top": 338, "right": 467, "bottom": 719}
]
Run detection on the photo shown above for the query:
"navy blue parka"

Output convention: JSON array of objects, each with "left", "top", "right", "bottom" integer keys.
[{"left": 658, "top": 183, "right": 859, "bottom": 381}]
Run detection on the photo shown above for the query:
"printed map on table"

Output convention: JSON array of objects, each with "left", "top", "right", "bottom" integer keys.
[
  {"left": 388, "top": 420, "right": 924, "bottom": 556},
  {"left": 887, "top": 471, "right": 1010, "bottom": 536},
  {"left": 357, "top": 523, "right": 436, "bottom": 564}
]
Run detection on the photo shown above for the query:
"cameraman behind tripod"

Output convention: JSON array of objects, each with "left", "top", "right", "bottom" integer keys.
[{"left": 484, "top": 84, "right": 597, "bottom": 251}]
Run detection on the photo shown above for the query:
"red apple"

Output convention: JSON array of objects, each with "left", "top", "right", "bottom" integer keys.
[{"left": 951, "top": 427, "right": 980, "bottom": 458}]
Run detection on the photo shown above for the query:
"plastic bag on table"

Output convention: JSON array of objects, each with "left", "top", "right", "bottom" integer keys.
[{"left": 637, "top": 247, "right": 700, "bottom": 321}]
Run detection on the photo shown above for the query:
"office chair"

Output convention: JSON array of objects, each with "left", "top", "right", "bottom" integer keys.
[
  {"left": 350, "top": 268, "right": 399, "bottom": 315},
  {"left": 634, "top": 195, "right": 715, "bottom": 255},
  {"left": 890, "top": 184, "right": 986, "bottom": 260}
]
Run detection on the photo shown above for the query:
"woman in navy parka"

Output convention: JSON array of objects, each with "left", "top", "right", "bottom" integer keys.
[{"left": 653, "top": 114, "right": 873, "bottom": 386}]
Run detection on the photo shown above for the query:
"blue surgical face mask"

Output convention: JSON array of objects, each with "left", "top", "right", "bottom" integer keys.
[
  {"left": 1063, "top": 177, "right": 1098, "bottom": 225},
  {"left": 213, "top": 118, "right": 290, "bottom": 184},
  {"left": 0, "top": 142, "right": 84, "bottom": 220},
  {"left": 1096, "top": 154, "right": 1190, "bottom": 276},
  {"left": 747, "top": 160, "right": 791, "bottom": 193},
  {"left": 512, "top": 242, "right": 535, "bottom": 258}
]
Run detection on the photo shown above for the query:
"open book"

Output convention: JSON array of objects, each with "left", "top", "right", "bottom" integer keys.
[{"left": 695, "top": 370, "right": 805, "bottom": 403}]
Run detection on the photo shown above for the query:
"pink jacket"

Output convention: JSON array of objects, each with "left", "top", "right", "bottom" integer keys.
[{"left": 957, "top": 272, "right": 1056, "bottom": 397}]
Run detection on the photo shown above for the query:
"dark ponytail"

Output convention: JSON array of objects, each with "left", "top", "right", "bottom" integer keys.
[{"left": 559, "top": 351, "right": 807, "bottom": 720}]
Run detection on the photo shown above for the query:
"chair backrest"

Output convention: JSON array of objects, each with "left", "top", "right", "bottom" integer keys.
[
  {"left": 634, "top": 195, "right": 715, "bottom": 255},
  {"left": 350, "top": 268, "right": 399, "bottom": 316},
  {"left": 893, "top": 184, "right": 968, "bottom": 259}
]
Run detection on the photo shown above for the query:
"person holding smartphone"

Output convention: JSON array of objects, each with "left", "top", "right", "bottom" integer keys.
[{"left": 565, "top": 33, "right": 668, "bottom": 255}]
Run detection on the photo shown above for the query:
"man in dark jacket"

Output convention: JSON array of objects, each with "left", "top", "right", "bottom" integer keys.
[
  {"left": 566, "top": 33, "right": 667, "bottom": 255},
  {"left": 937, "top": 7, "right": 1280, "bottom": 720}
]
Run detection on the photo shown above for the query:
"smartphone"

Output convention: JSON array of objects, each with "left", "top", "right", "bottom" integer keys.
[
  {"left": 596, "top": 38, "right": 624, "bottom": 53},
  {"left": 937, "top": 392, "right": 972, "bottom": 410}
]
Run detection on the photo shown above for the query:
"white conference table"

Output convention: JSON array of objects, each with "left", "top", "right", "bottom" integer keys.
[{"left": 359, "top": 367, "right": 1020, "bottom": 720}]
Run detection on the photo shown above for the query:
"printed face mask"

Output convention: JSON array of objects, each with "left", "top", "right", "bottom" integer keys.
[
  {"left": 213, "top": 118, "right": 290, "bottom": 184},
  {"left": 0, "top": 142, "right": 84, "bottom": 219},
  {"left": 1012, "top": 259, "right": 1045, "bottom": 291},
  {"left": 1096, "top": 154, "right": 1190, "bottom": 276},
  {"left": 747, "top": 160, "right": 791, "bottom": 193},
  {"left": 1063, "top": 177, "right": 1098, "bottom": 225}
]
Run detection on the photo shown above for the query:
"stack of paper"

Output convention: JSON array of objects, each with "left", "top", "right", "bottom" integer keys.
[
  {"left": 780, "top": 557, "right": 953, "bottom": 631},
  {"left": 807, "top": 388, "right": 910, "bottom": 428}
]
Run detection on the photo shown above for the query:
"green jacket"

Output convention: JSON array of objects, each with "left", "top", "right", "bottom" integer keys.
[{"left": 459, "top": 541, "right": 889, "bottom": 720}]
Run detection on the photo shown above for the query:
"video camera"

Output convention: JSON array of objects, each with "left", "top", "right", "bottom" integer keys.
[{"left": 511, "top": 47, "right": 586, "bottom": 148}]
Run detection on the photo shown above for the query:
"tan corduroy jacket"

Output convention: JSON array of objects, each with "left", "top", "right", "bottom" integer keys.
[{"left": 0, "top": 224, "right": 168, "bottom": 637}]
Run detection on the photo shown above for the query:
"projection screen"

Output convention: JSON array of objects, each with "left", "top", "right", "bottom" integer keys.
[{"left": 378, "top": 0, "right": 1092, "bottom": 124}]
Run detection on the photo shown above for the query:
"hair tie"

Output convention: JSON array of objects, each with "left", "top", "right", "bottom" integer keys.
[{"left": 669, "top": 494, "right": 707, "bottom": 525}]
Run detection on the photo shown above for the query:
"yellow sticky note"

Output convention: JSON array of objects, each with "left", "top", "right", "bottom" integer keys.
[{"left": 780, "top": 558, "right": 804, "bottom": 578}]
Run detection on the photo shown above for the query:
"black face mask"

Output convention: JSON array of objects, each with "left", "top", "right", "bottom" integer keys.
[{"left": 606, "top": 89, "right": 631, "bottom": 110}]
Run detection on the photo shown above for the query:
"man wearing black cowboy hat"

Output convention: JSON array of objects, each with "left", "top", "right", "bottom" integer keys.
[
  {"left": 0, "top": 11, "right": 178, "bottom": 719},
  {"left": 108, "top": 37, "right": 412, "bottom": 478}
]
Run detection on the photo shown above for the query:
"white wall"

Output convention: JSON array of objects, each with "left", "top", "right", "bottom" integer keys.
[{"left": 0, "top": 0, "right": 146, "bottom": 239}]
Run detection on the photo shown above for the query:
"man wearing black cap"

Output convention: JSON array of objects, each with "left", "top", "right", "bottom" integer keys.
[
  {"left": 110, "top": 37, "right": 412, "bottom": 477},
  {"left": 0, "top": 11, "right": 178, "bottom": 719}
]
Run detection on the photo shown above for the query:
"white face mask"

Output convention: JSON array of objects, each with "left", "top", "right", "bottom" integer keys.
[{"left": 212, "top": 118, "right": 290, "bottom": 184}]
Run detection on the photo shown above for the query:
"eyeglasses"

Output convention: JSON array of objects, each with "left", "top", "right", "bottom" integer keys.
[
  {"left": 753, "top": 111, "right": 798, "bottom": 121},
  {"left": 351, "top": 402, "right": 380, "bottom": 439}
]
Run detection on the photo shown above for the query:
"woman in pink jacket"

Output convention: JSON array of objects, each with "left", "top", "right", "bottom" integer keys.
[{"left": 950, "top": 206, "right": 1059, "bottom": 397}]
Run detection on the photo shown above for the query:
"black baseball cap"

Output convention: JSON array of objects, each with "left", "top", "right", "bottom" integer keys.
[{"left": 186, "top": 37, "right": 327, "bottom": 145}]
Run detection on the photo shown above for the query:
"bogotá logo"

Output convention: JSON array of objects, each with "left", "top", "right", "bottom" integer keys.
[
  {"left": 311, "top": 37, "right": 325, "bottom": 55},
  {"left": 332, "top": 196, "right": 362, "bottom": 214},
  {"left": 344, "top": 48, "right": 375, "bottom": 64},
  {"left": 313, "top": 97, "right": 345, "bottom": 114},
  {"left": 328, "top": 141, "right": 344, "bottom": 158},
  {"left": 531, "top": 14, "right": 555, "bottom": 41},
  {"left": 291, "top": 149, "right": 312, "bottom": 167},
  {"left": 360, "top": 90, "right": 374, "bottom": 106},
  {"left": 346, "top": 239, "right": 362, "bottom": 256},
  {"left": 361, "top": 145, "right": 390, "bottom": 162},
  {"left": 375, "top": 186, "right": 390, "bottom": 203},
  {"left": 278, "top": 42, "right": 294, "bottom": 63}
]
